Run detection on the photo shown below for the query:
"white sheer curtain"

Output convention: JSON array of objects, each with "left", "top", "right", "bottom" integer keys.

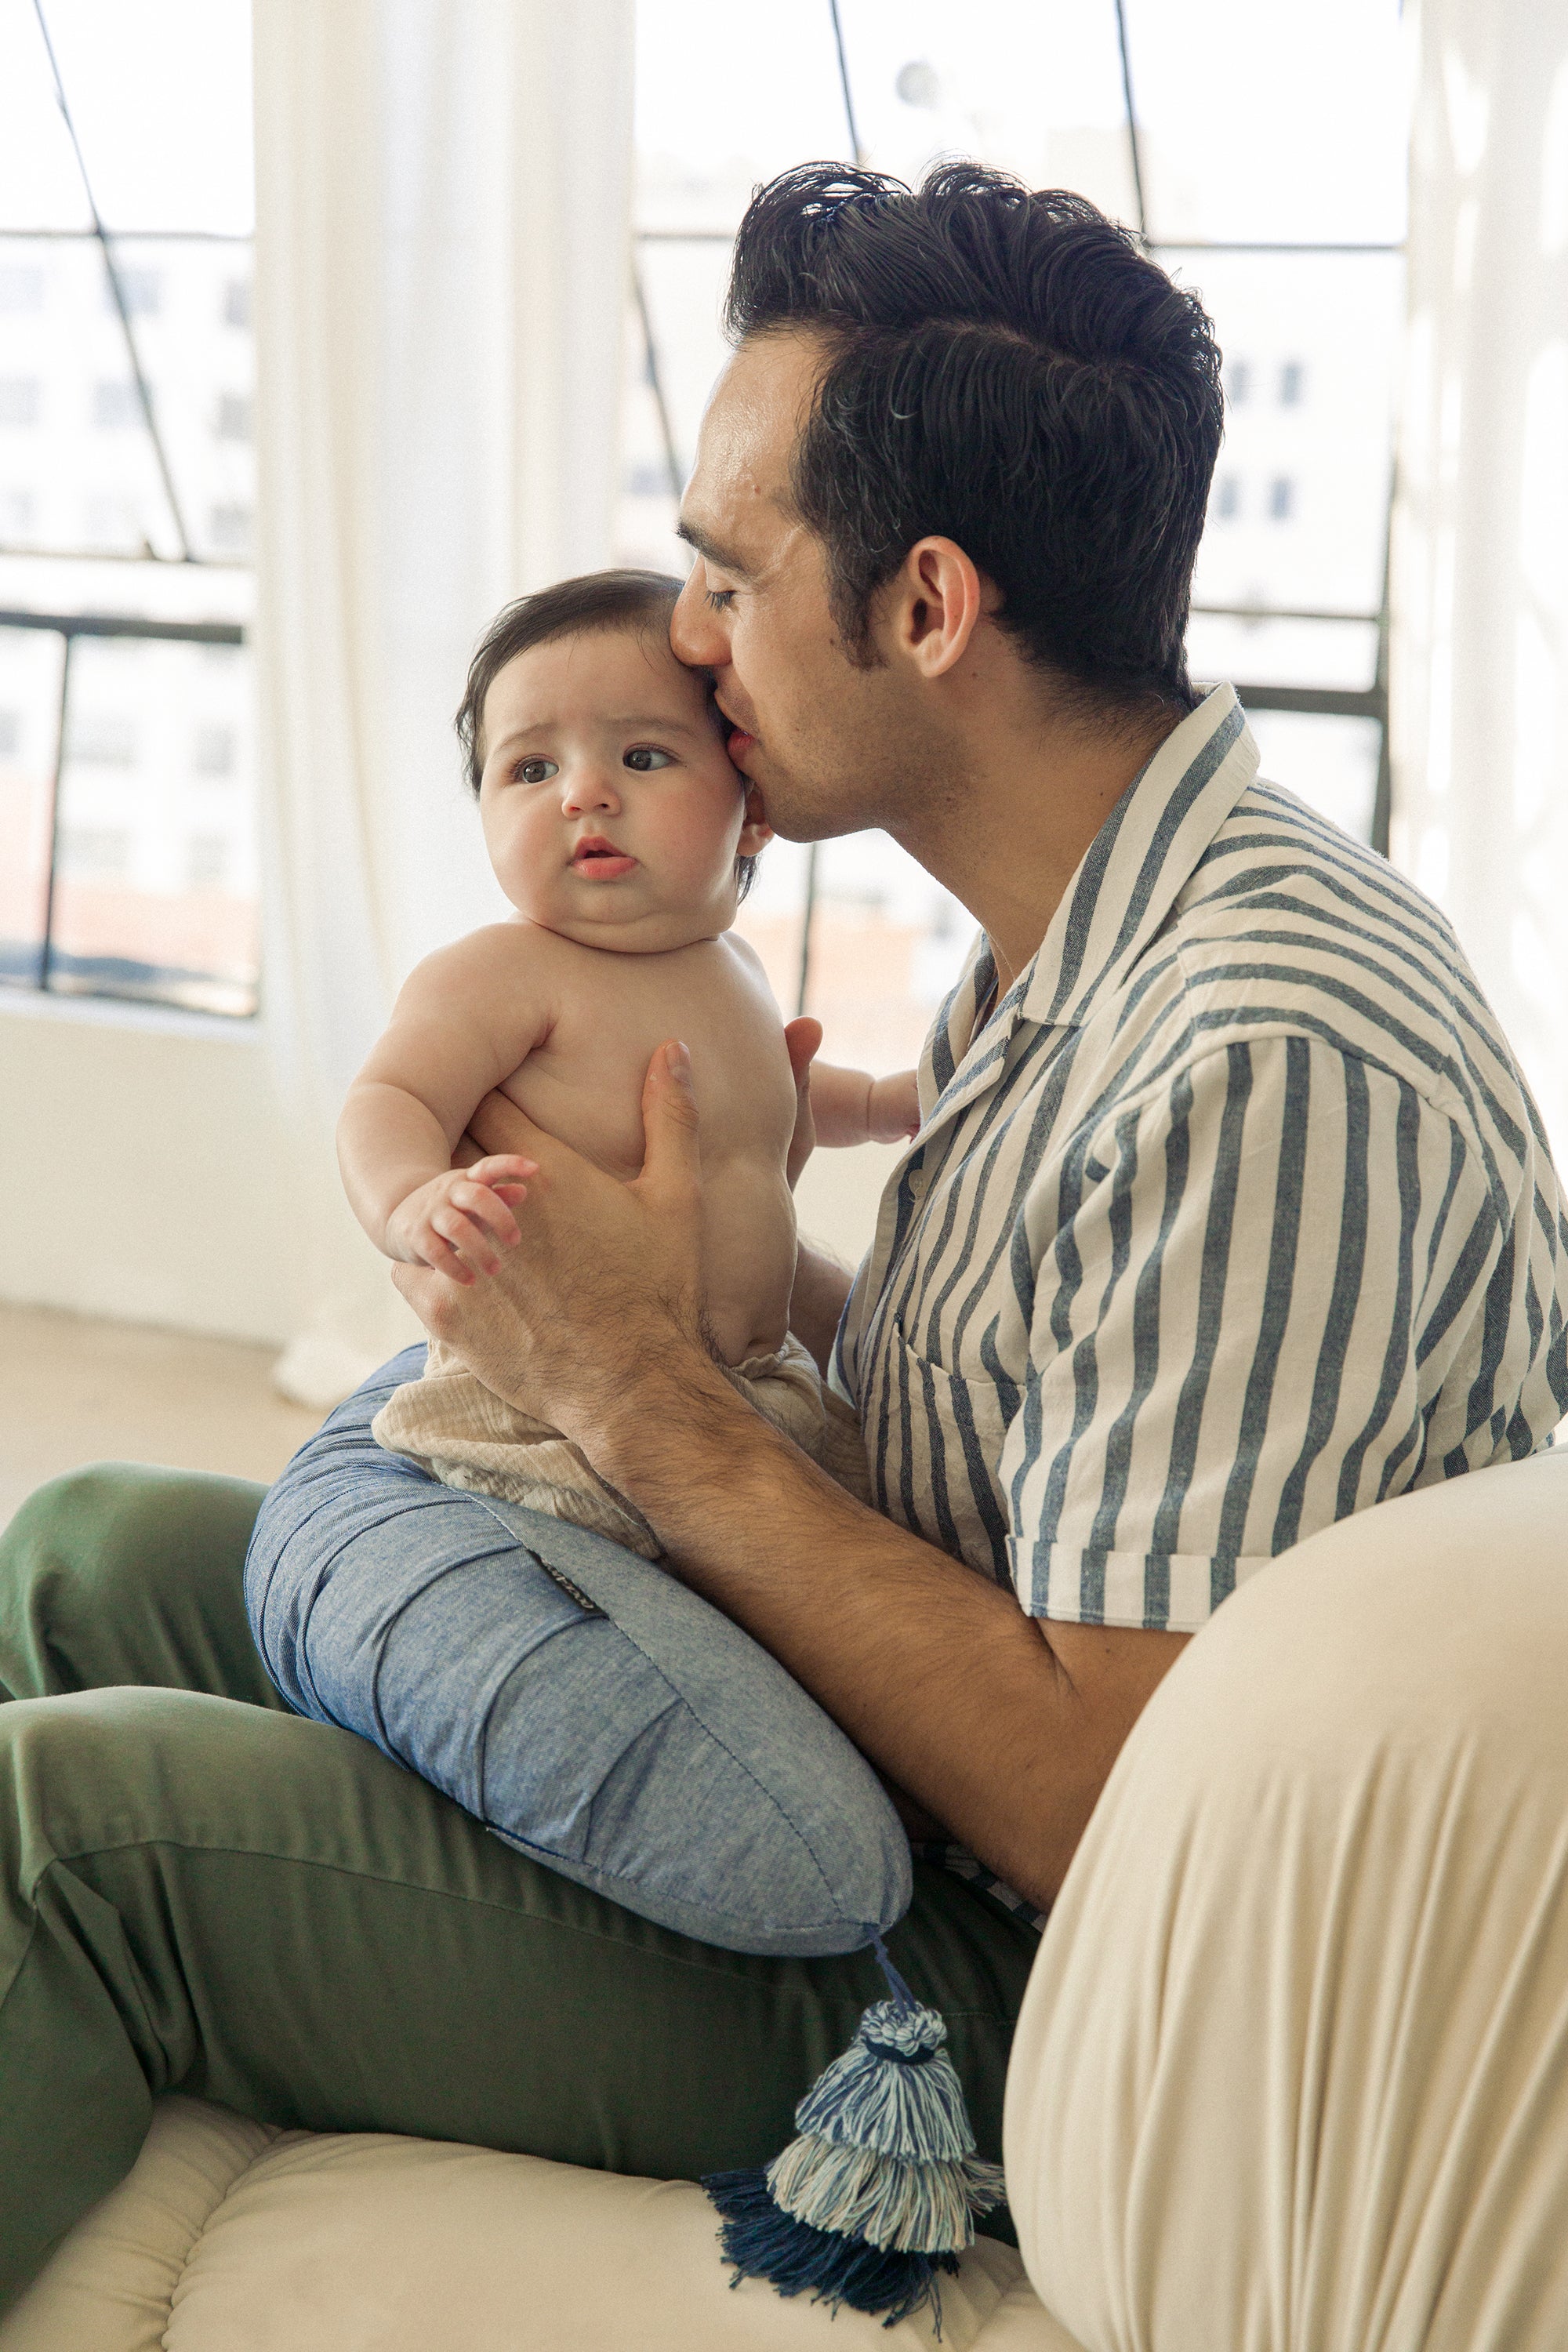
[
  {"left": 1391, "top": 0, "right": 1568, "bottom": 1149},
  {"left": 252, "top": 0, "right": 635, "bottom": 1404}
]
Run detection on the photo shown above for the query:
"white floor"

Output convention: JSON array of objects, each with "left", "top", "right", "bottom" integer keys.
[{"left": 0, "top": 1302, "right": 325, "bottom": 1537}]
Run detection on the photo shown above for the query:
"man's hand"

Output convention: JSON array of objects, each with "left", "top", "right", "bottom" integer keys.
[
  {"left": 390, "top": 1041, "right": 710, "bottom": 1436},
  {"left": 390, "top": 1031, "right": 1189, "bottom": 1912},
  {"left": 384, "top": 1156, "right": 536, "bottom": 1286},
  {"left": 783, "top": 1015, "right": 822, "bottom": 1189}
]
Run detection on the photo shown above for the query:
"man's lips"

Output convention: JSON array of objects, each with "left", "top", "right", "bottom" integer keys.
[
  {"left": 727, "top": 725, "right": 757, "bottom": 764},
  {"left": 570, "top": 836, "right": 637, "bottom": 880}
]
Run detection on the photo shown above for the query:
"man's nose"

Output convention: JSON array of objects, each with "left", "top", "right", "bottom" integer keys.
[{"left": 670, "top": 568, "right": 728, "bottom": 670}]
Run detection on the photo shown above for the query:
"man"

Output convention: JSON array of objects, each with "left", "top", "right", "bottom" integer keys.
[{"left": 2, "top": 165, "right": 1564, "bottom": 2313}]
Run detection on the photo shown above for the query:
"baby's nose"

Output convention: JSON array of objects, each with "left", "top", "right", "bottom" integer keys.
[{"left": 561, "top": 765, "right": 622, "bottom": 815}]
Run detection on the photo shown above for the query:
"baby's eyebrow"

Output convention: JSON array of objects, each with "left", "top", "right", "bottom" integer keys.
[{"left": 488, "top": 713, "right": 706, "bottom": 750}]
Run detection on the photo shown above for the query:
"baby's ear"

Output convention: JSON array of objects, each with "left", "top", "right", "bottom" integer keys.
[{"left": 737, "top": 780, "right": 773, "bottom": 855}]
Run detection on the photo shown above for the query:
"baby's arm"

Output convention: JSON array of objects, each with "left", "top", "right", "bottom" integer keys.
[
  {"left": 339, "top": 927, "right": 550, "bottom": 1285},
  {"left": 808, "top": 1061, "right": 920, "bottom": 1148}
]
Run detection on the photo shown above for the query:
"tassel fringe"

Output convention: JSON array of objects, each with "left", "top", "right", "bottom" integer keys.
[
  {"left": 705, "top": 1938, "right": 1006, "bottom": 2328},
  {"left": 705, "top": 2167, "right": 962, "bottom": 2328}
]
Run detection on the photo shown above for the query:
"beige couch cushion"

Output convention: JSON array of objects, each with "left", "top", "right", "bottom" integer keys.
[{"left": 2, "top": 2097, "right": 1081, "bottom": 2351}]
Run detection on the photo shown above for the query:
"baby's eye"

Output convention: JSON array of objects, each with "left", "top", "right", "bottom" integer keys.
[
  {"left": 516, "top": 757, "right": 558, "bottom": 785},
  {"left": 623, "top": 746, "right": 674, "bottom": 773}
]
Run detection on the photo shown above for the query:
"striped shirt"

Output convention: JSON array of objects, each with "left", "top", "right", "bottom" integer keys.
[{"left": 833, "top": 686, "right": 1568, "bottom": 1912}]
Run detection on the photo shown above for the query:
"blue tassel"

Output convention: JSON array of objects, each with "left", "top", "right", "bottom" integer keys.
[{"left": 704, "top": 1940, "right": 1006, "bottom": 2329}]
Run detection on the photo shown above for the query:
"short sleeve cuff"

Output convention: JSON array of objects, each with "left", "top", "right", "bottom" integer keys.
[{"left": 1007, "top": 1537, "right": 1275, "bottom": 1634}]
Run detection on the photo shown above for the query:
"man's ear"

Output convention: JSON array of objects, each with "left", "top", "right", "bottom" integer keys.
[
  {"left": 737, "top": 781, "right": 774, "bottom": 856},
  {"left": 884, "top": 536, "right": 987, "bottom": 681}
]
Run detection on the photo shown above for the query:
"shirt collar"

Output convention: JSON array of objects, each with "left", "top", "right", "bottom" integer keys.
[
  {"left": 915, "top": 686, "right": 1258, "bottom": 1133},
  {"left": 1017, "top": 684, "right": 1257, "bottom": 1033}
]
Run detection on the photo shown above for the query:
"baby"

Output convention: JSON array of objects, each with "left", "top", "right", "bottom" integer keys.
[{"left": 339, "top": 569, "right": 919, "bottom": 1558}]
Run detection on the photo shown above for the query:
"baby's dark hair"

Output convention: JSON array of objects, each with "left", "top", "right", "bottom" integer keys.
[{"left": 456, "top": 569, "right": 759, "bottom": 898}]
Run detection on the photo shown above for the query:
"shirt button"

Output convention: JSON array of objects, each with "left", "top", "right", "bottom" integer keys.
[{"left": 907, "top": 1169, "right": 929, "bottom": 1199}]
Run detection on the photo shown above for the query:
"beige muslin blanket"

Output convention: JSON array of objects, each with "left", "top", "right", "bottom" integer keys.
[{"left": 372, "top": 1332, "right": 869, "bottom": 1559}]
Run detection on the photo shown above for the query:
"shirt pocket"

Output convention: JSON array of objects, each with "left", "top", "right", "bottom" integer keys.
[{"left": 869, "top": 1319, "right": 1014, "bottom": 1584}]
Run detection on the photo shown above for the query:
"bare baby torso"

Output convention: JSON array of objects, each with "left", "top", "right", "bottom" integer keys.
[{"left": 494, "top": 924, "right": 798, "bottom": 1365}]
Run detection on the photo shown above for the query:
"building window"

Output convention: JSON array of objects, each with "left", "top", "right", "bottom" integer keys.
[
  {"left": 0, "top": 379, "right": 41, "bottom": 428},
  {"left": 1268, "top": 476, "right": 1296, "bottom": 521},
  {"left": 0, "top": 263, "right": 45, "bottom": 312},
  {"left": 0, "top": 710, "right": 21, "bottom": 760},
  {"left": 207, "top": 503, "right": 253, "bottom": 554},
  {"left": 214, "top": 393, "right": 252, "bottom": 441},
  {"left": 1227, "top": 360, "right": 1251, "bottom": 405},
  {"left": 107, "top": 267, "right": 161, "bottom": 318},
  {"left": 66, "top": 713, "right": 137, "bottom": 767},
  {"left": 1214, "top": 474, "right": 1242, "bottom": 521},
  {"left": 186, "top": 833, "right": 230, "bottom": 890},
  {"left": 59, "top": 826, "right": 132, "bottom": 880},
  {"left": 223, "top": 277, "right": 251, "bottom": 330},
  {"left": 92, "top": 380, "right": 144, "bottom": 430},
  {"left": 193, "top": 724, "right": 238, "bottom": 776},
  {"left": 1279, "top": 360, "right": 1305, "bottom": 405}
]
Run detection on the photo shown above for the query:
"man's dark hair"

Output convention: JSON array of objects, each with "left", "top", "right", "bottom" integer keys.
[
  {"left": 726, "top": 163, "right": 1224, "bottom": 718},
  {"left": 456, "top": 568, "right": 760, "bottom": 896}
]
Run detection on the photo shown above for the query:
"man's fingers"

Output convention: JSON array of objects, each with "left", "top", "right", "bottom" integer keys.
[
  {"left": 637, "top": 1040, "right": 702, "bottom": 1197},
  {"left": 784, "top": 1015, "right": 823, "bottom": 1094}
]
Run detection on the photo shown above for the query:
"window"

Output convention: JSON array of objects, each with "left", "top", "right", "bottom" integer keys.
[
  {"left": 66, "top": 712, "right": 136, "bottom": 766},
  {"left": 193, "top": 722, "right": 236, "bottom": 776},
  {"left": 185, "top": 832, "right": 229, "bottom": 889},
  {"left": 0, "top": 378, "right": 41, "bottom": 426},
  {"left": 58, "top": 824, "right": 132, "bottom": 879},
  {"left": 0, "top": 0, "right": 256, "bottom": 1017},
  {"left": 207, "top": 502, "right": 252, "bottom": 554},
  {"left": 625, "top": 0, "right": 1406, "bottom": 1060},
  {"left": 92, "top": 379, "right": 143, "bottom": 429},
  {"left": 107, "top": 265, "right": 160, "bottom": 317},
  {"left": 0, "top": 262, "right": 44, "bottom": 310}
]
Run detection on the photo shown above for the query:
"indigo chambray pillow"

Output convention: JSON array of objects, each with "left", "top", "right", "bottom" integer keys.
[{"left": 244, "top": 1347, "right": 911, "bottom": 1955}]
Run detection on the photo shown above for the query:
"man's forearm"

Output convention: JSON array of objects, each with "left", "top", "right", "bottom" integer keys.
[{"left": 591, "top": 1344, "right": 1185, "bottom": 1911}]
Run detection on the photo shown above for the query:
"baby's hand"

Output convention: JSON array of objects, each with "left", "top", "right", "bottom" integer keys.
[
  {"left": 385, "top": 1155, "right": 537, "bottom": 1287},
  {"left": 808, "top": 1061, "right": 921, "bottom": 1147},
  {"left": 866, "top": 1069, "right": 921, "bottom": 1145}
]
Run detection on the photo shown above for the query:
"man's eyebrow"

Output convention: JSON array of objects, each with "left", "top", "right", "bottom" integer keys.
[{"left": 676, "top": 515, "right": 755, "bottom": 579}]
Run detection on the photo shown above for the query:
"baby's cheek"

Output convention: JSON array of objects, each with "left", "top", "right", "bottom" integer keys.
[{"left": 662, "top": 793, "right": 741, "bottom": 886}]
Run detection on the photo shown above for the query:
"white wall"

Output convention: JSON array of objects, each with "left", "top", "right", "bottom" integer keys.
[
  {"left": 1, "top": 993, "right": 339, "bottom": 1343},
  {"left": 0, "top": 991, "right": 898, "bottom": 1348}
]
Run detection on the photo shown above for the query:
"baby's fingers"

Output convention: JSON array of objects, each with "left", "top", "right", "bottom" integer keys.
[
  {"left": 429, "top": 1204, "right": 503, "bottom": 1279},
  {"left": 466, "top": 1153, "right": 538, "bottom": 1187},
  {"left": 448, "top": 1179, "right": 523, "bottom": 1252}
]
